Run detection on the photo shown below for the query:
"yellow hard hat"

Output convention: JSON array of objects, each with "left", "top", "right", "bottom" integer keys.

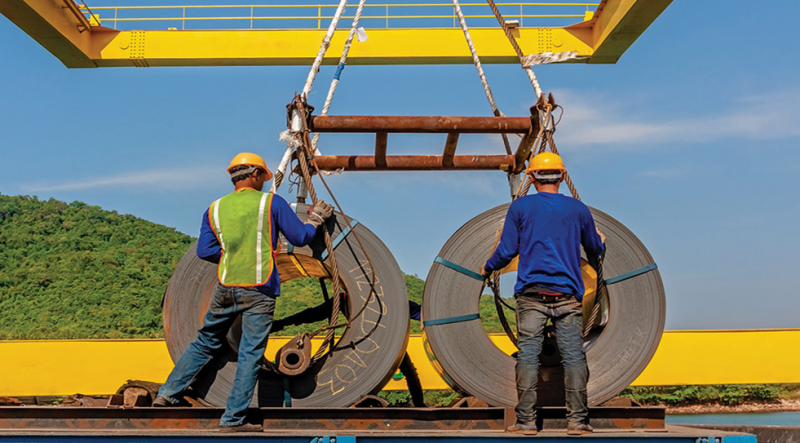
[
  {"left": 526, "top": 152, "right": 566, "bottom": 175},
  {"left": 227, "top": 152, "right": 273, "bottom": 180}
]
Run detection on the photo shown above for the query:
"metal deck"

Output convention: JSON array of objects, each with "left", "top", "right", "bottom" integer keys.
[
  {"left": 0, "top": 427, "right": 757, "bottom": 443},
  {"left": 0, "top": 406, "right": 756, "bottom": 442}
]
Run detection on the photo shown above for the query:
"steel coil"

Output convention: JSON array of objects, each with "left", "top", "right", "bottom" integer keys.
[
  {"left": 163, "top": 204, "right": 409, "bottom": 407},
  {"left": 422, "top": 203, "right": 665, "bottom": 407}
]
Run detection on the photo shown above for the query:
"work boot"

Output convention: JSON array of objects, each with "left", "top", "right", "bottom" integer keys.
[
  {"left": 567, "top": 423, "right": 593, "bottom": 435},
  {"left": 152, "top": 396, "right": 174, "bottom": 407},
  {"left": 219, "top": 423, "right": 264, "bottom": 433},
  {"left": 507, "top": 422, "right": 538, "bottom": 435}
]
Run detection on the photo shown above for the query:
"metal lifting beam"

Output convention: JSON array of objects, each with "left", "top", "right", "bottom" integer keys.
[
  {"left": 313, "top": 154, "right": 516, "bottom": 172},
  {"left": 309, "top": 115, "right": 534, "bottom": 134},
  {"left": 309, "top": 114, "right": 537, "bottom": 172}
]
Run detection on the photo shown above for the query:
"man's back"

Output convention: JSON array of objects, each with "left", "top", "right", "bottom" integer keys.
[
  {"left": 486, "top": 192, "right": 603, "bottom": 297},
  {"left": 484, "top": 151, "right": 601, "bottom": 434},
  {"left": 199, "top": 190, "right": 318, "bottom": 295}
]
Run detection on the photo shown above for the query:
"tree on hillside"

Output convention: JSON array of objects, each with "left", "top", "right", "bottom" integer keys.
[{"left": 0, "top": 195, "right": 193, "bottom": 339}]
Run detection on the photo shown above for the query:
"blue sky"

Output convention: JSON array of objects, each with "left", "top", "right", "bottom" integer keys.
[{"left": 1, "top": 1, "right": 799, "bottom": 330}]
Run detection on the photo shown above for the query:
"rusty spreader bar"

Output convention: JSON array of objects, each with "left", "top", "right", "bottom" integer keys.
[{"left": 308, "top": 115, "right": 539, "bottom": 173}]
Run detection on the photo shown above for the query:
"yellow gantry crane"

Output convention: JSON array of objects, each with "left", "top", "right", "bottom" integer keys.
[
  {"left": 2, "top": 0, "right": 671, "bottom": 68},
  {"left": 4, "top": 0, "right": 800, "bottom": 398}
]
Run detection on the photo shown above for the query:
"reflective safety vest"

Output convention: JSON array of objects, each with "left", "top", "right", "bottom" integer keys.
[{"left": 208, "top": 189, "right": 275, "bottom": 286}]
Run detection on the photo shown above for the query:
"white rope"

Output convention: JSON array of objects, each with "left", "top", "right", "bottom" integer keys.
[
  {"left": 301, "top": 0, "right": 349, "bottom": 98},
  {"left": 311, "top": 0, "right": 369, "bottom": 153},
  {"left": 271, "top": 131, "right": 303, "bottom": 193},
  {"left": 452, "top": 0, "right": 501, "bottom": 118},
  {"left": 451, "top": 0, "right": 512, "bottom": 157},
  {"left": 521, "top": 51, "right": 580, "bottom": 98},
  {"left": 521, "top": 51, "right": 580, "bottom": 68},
  {"left": 272, "top": 0, "right": 349, "bottom": 192},
  {"left": 523, "top": 67, "right": 543, "bottom": 99}
]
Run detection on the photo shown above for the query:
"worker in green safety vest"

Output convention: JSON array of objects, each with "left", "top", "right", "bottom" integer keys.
[{"left": 153, "top": 152, "right": 334, "bottom": 432}]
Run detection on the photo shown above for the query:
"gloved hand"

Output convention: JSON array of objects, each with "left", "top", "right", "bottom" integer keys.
[
  {"left": 479, "top": 263, "right": 492, "bottom": 279},
  {"left": 596, "top": 228, "right": 606, "bottom": 244},
  {"left": 307, "top": 200, "right": 334, "bottom": 228}
]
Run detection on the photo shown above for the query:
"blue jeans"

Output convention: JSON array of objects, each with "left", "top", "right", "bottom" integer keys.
[
  {"left": 515, "top": 293, "right": 588, "bottom": 425},
  {"left": 158, "top": 284, "right": 275, "bottom": 426}
]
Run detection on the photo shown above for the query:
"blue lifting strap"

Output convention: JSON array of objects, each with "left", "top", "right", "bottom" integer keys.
[
  {"left": 334, "top": 62, "right": 346, "bottom": 80},
  {"left": 423, "top": 313, "right": 481, "bottom": 327},
  {"left": 605, "top": 263, "right": 658, "bottom": 285},
  {"left": 434, "top": 257, "right": 484, "bottom": 281},
  {"left": 320, "top": 219, "right": 359, "bottom": 261}
]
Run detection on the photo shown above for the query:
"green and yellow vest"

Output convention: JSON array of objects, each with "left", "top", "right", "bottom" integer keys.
[{"left": 208, "top": 188, "right": 275, "bottom": 286}]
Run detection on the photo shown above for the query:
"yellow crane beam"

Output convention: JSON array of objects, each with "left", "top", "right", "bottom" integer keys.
[
  {"left": 0, "top": 0, "right": 671, "bottom": 68},
  {"left": 1, "top": 329, "right": 798, "bottom": 397}
]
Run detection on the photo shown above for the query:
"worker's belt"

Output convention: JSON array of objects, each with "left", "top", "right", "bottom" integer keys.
[
  {"left": 527, "top": 293, "right": 574, "bottom": 302},
  {"left": 519, "top": 286, "right": 575, "bottom": 302}
]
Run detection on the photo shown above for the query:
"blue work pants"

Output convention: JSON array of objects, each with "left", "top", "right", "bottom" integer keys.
[
  {"left": 157, "top": 284, "right": 275, "bottom": 426},
  {"left": 514, "top": 294, "right": 588, "bottom": 425}
]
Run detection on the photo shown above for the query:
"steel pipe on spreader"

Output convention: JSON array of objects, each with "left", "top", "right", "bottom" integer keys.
[
  {"left": 309, "top": 115, "right": 533, "bottom": 133},
  {"left": 164, "top": 205, "right": 410, "bottom": 407},
  {"left": 313, "top": 155, "right": 516, "bottom": 171},
  {"left": 422, "top": 204, "right": 665, "bottom": 407}
]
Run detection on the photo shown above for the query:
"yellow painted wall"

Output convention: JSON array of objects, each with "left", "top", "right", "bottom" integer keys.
[{"left": 1, "top": 330, "right": 799, "bottom": 396}]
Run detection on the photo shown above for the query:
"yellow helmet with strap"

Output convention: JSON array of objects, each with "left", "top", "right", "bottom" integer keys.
[
  {"left": 227, "top": 152, "right": 273, "bottom": 180},
  {"left": 526, "top": 152, "right": 566, "bottom": 175}
]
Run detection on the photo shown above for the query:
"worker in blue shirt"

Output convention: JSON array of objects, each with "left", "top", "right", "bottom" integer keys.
[
  {"left": 480, "top": 152, "right": 605, "bottom": 436},
  {"left": 154, "top": 153, "right": 333, "bottom": 432}
]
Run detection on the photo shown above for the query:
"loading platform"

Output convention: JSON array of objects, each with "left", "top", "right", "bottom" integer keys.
[{"left": 0, "top": 405, "right": 757, "bottom": 443}]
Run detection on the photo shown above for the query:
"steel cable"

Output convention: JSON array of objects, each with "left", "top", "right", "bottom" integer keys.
[
  {"left": 311, "top": 0, "right": 369, "bottom": 154},
  {"left": 451, "top": 0, "right": 513, "bottom": 156},
  {"left": 290, "top": 96, "right": 384, "bottom": 363},
  {"left": 273, "top": 0, "right": 349, "bottom": 191},
  {"left": 484, "top": 0, "right": 544, "bottom": 97}
]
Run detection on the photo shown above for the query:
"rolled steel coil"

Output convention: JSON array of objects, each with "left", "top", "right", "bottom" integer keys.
[
  {"left": 163, "top": 204, "right": 409, "bottom": 407},
  {"left": 422, "top": 203, "right": 665, "bottom": 407}
]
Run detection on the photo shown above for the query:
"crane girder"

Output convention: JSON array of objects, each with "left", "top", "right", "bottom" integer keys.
[{"left": 1, "top": 0, "right": 672, "bottom": 68}]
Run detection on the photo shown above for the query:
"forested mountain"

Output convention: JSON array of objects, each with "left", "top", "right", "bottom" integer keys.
[
  {"left": 0, "top": 194, "right": 507, "bottom": 340},
  {"left": 0, "top": 195, "right": 193, "bottom": 339}
]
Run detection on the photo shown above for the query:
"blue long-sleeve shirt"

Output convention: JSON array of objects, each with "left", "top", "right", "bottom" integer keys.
[
  {"left": 484, "top": 192, "right": 604, "bottom": 300},
  {"left": 197, "top": 192, "right": 316, "bottom": 296}
]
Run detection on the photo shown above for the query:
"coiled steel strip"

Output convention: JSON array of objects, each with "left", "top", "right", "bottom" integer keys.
[
  {"left": 422, "top": 203, "right": 665, "bottom": 407},
  {"left": 163, "top": 205, "right": 409, "bottom": 407}
]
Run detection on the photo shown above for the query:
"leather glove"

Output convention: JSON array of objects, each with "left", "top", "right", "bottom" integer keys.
[
  {"left": 307, "top": 200, "right": 334, "bottom": 228},
  {"left": 596, "top": 228, "right": 606, "bottom": 244},
  {"left": 309, "top": 213, "right": 336, "bottom": 259},
  {"left": 479, "top": 263, "right": 492, "bottom": 279}
]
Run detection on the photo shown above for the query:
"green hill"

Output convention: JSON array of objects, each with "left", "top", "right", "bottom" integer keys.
[
  {"left": 0, "top": 194, "right": 510, "bottom": 340},
  {"left": 0, "top": 195, "right": 193, "bottom": 339}
]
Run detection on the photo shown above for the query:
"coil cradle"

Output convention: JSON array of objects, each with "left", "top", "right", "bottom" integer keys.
[
  {"left": 164, "top": 205, "right": 410, "bottom": 407},
  {"left": 422, "top": 203, "right": 665, "bottom": 407}
]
